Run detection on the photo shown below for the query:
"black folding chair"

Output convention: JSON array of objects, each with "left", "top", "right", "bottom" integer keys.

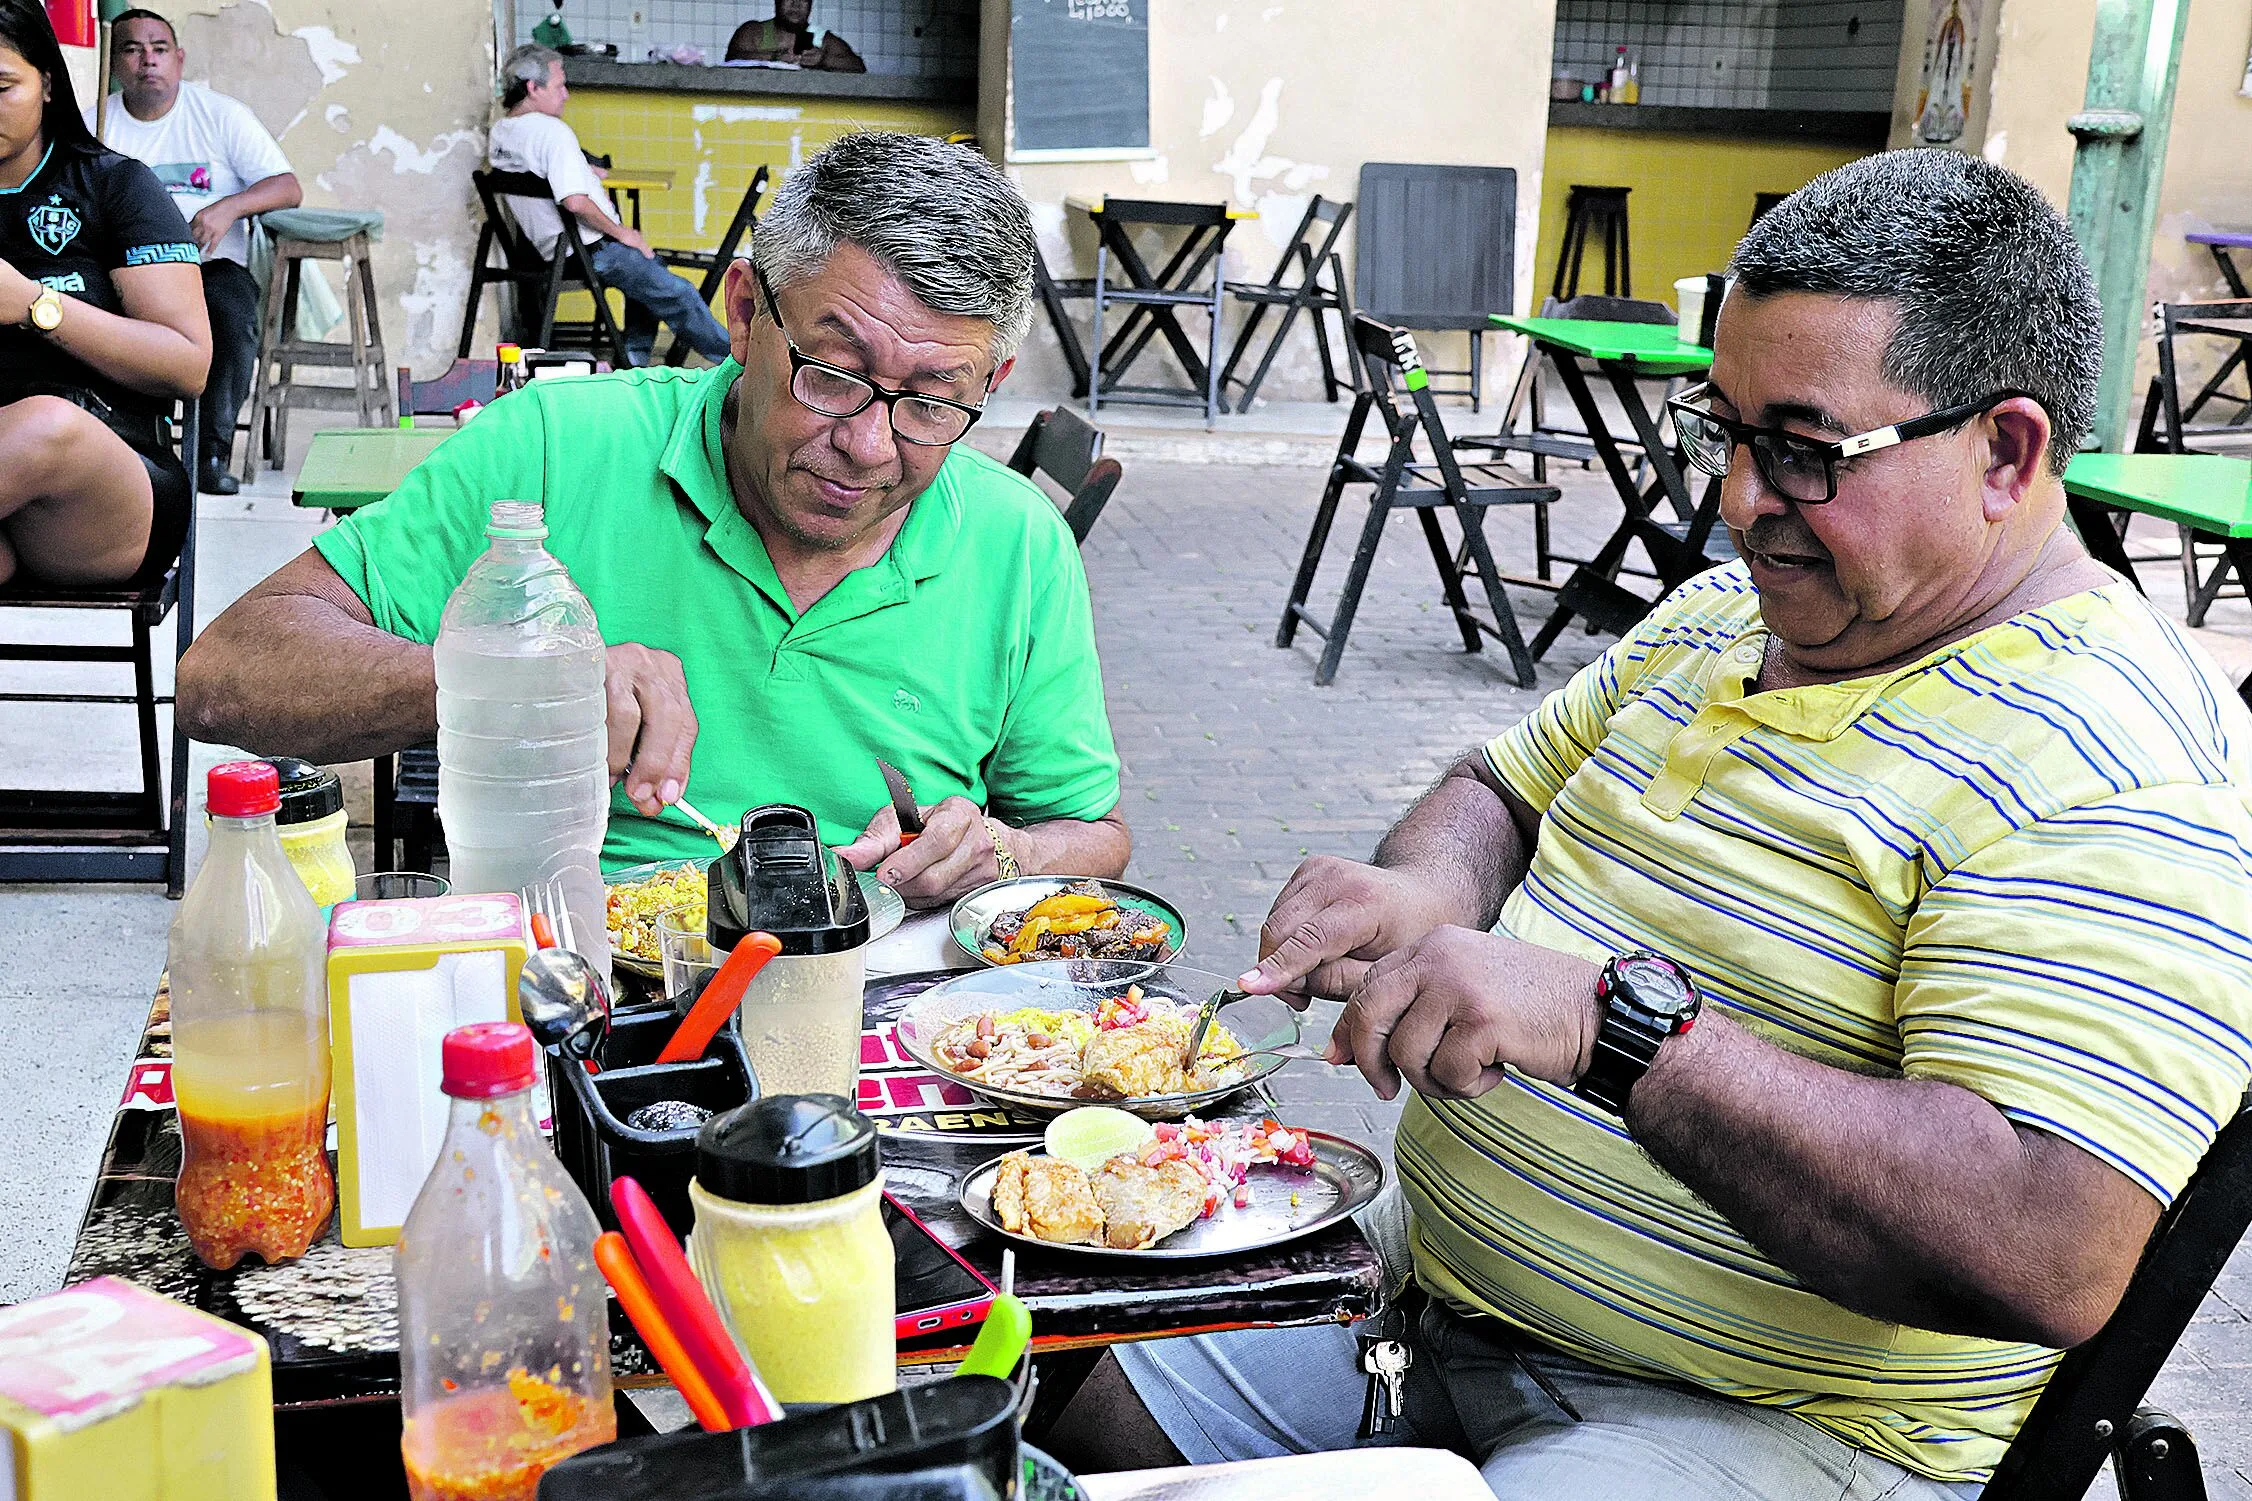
[
  {"left": 2125, "top": 300, "right": 2252, "bottom": 623},
  {"left": 1034, "top": 256, "right": 1098, "bottom": 401},
  {"left": 655, "top": 164, "right": 767, "bottom": 367},
  {"left": 1354, "top": 163, "right": 1518, "bottom": 411},
  {"left": 1979, "top": 1091, "right": 2252, "bottom": 1501},
  {"left": 1006, "top": 408, "right": 1123, "bottom": 547},
  {"left": 458, "top": 168, "right": 630, "bottom": 370},
  {"left": 1216, "top": 195, "right": 1358, "bottom": 413},
  {"left": 1278, "top": 316, "right": 1558, "bottom": 687},
  {"left": 0, "top": 400, "right": 200, "bottom": 897}
]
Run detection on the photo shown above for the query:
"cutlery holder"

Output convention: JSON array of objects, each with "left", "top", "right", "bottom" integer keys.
[{"left": 549, "top": 1002, "right": 760, "bottom": 1238}]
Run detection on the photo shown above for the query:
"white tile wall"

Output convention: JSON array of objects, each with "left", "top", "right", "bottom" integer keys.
[
  {"left": 1553, "top": 0, "right": 1903, "bottom": 111},
  {"left": 518, "top": 0, "right": 978, "bottom": 78}
]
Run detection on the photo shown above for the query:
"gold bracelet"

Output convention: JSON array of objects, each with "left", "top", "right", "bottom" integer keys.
[{"left": 983, "top": 816, "right": 1020, "bottom": 880}]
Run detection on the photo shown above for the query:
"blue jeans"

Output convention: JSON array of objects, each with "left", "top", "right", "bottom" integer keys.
[
  {"left": 1115, "top": 1301, "right": 1984, "bottom": 1500},
  {"left": 585, "top": 239, "right": 732, "bottom": 366}
]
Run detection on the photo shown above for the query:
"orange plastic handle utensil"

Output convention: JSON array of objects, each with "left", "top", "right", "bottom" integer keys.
[
  {"left": 529, "top": 912, "right": 557, "bottom": 951},
  {"left": 654, "top": 931, "right": 782, "bottom": 1066},
  {"left": 593, "top": 1231, "right": 732, "bottom": 1432},
  {"left": 611, "top": 1176, "right": 782, "bottom": 1427}
]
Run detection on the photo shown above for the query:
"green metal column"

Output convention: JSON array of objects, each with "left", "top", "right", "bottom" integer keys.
[{"left": 2064, "top": 0, "right": 2191, "bottom": 453}]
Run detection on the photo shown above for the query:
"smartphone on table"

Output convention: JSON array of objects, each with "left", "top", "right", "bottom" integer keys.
[{"left": 885, "top": 1191, "right": 996, "bottom": 1342}]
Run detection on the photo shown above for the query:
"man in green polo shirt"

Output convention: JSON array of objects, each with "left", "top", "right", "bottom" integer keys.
[{"left": 178, "top": 132, "right": 1129, "bottom": 904}]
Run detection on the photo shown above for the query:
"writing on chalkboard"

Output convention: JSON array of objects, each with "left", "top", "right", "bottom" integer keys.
[{"left": 1069, "top": 0, "right": 1133, "bottom": 18}]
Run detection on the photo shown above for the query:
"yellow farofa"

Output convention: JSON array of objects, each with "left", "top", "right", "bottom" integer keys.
[{"left": 605, "top": 866, "right": 708, "bottom": 963}]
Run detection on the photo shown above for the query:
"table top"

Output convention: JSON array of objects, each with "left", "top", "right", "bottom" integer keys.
[
  {"left": 70, "top": 966, "right": 1382, "bottom": 1406},
  {"left": 2188, "top": 230, "right": 2252, "bottom": 249},
  {"left": 1079, "top": 1449, "right": 1491, "bottom": 1501},
  {"left": 1066, "top": 194, "right": 1257, "bottom": 221},
  {"left": 2063, "top": 452, "right": 2252, "bottom": 538},
  {"left": 1490, "top": 314, "right": 1715, "bottom": 371},
  {"left": 292, "top": 426, "right": 454, "bottom": 511},
  {"left": 603, "top": 168, "right": 676, "bottom": 191}
]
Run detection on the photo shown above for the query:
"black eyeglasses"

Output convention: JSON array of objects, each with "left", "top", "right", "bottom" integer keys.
[
  {"left": 1664, "top": 381, "right": 2036, "bottom": 504},
  {"left": 754, "top": 267, "right": 990, "bottom": 447}
]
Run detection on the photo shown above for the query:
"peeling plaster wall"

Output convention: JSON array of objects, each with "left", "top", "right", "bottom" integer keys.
[
  {"left": 986, "top": 0, "right": 1554, "bottom": 407},
  {"left": 155, "top": 0, "right": 494, "bottom": 376}
]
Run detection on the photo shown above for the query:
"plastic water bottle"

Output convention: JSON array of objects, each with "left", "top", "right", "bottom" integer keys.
[
  {"left": 397, "top": 1022, "right": 614, "bottom": 1499},
  {"left": 436, "top": 501, "right": 610, "bottom": 976}
]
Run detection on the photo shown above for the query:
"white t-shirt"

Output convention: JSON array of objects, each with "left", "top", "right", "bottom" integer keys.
[
  {"left": 486, "top": 111, "right": 608, "bottom": 261},
  {"left": 90, "top": 82, "right": 291, "bottom": 267}
]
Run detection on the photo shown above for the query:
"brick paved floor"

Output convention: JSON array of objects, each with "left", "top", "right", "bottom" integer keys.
[{"left": 1037, "top": 451, "right": 2252, "bottom": 1488}]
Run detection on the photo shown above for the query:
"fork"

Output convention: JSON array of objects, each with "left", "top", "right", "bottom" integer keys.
[{"left": 522, "top": 874, "right": 576, "bottom": 953}]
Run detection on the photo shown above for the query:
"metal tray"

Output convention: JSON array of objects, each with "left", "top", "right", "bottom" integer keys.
[
  {"left": 948, "top": 876, "right": 1186, "bottom": 967},
  {"left": 605, "top": 858, "right": 904, "bottom": 980},
  {"left": 958, "top": 1132, "right": 1385, "bottom": 1260},
  {"left": 893, "top": 960, "right": 1300, "bottom": 1120}
]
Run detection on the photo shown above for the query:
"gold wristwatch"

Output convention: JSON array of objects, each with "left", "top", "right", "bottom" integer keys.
[
  {"left": 982, "top": 817, "right": 1020, "bottom": 880},
  {"left": 25, "top": 286, "right": 62, "bottom": 334}
]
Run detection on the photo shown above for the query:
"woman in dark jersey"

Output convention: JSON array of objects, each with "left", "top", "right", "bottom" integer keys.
[{"left": 0, "top": 0, "right": 208, "bottom": 588}]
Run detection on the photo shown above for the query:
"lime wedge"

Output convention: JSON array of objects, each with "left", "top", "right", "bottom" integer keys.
[{"left": 1044, "top": 1106, "right": 1154, "bottom": 1173}]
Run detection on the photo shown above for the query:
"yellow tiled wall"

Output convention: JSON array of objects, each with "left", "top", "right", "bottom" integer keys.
[
  {"left": 1533, "top": 127, "right": 1868, "bottom": 315},
  {"left": 551, "top": 88, "right": 976, "bottom": 323}
]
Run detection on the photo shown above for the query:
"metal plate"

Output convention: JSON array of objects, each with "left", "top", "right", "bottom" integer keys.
[
  {"left": 958, "top": 1132, "right": 1385, "bottom": 1260},
  {"left": 948, "top": 876, "right": 1186, "bottom": 967},
  {"left": 893, "top": 960, "right": 1300, "bottom": 1120},
  {"left": 604, "top": 858, "right": 904, "bottom": 979}
]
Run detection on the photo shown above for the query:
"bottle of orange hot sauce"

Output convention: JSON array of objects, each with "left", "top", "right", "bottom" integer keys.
[{"left": 168, "top": 761, "right": 335, "bottom": 1269}]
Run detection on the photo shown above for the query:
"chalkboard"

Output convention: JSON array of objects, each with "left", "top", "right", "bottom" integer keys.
[{"left": 1009, "top": 0, "right": 1150, "bottom": 156}]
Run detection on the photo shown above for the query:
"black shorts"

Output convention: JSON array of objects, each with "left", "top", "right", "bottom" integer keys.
[{"left": 0, "top": 384, "right": 191, "bottom": 585}]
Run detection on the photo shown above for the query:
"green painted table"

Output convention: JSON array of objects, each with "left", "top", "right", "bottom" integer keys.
[
  {"left": 1486, "top": 314, "right": 1725, "bottom": 652},
  {"left": 2063, "top": 452, "right": 2252, "bottom": 626},
  {"left": 291, "top": 426, "right": 454, "bottom": 512}
]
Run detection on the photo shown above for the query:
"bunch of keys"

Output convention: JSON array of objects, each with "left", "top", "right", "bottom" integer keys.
[{"left": 1358, "top": 1337, "right": 1410, "bottom": 1437}]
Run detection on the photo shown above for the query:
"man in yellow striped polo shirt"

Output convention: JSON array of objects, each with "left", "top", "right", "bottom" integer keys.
[{"left": 1084, "top": 152, "right": 2252, "bottom": 1495}]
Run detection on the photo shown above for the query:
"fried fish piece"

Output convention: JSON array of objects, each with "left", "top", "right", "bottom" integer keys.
[
  {"left": 1090, "top": 1155, "right": 1209, "bottom": 1250},
  {"left": 991, "top": 1150, "right": 1106, "bottom": 1246},
  {"left": 1080, "top": 1020, "right": 1195, "bottom": 1099}
]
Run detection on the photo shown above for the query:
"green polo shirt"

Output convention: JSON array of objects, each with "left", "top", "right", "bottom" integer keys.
[{"left": 313, "top": 360, "right": 1121, "bottom": 870}]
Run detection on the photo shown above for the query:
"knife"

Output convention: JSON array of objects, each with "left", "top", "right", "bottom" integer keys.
[{"left": 875, "top": 757, "right": 923, "bottom": 845}]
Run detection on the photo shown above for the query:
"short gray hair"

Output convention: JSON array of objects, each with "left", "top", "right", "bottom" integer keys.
[
  {"left": 1729, "top": 150, "right": 2101, "bottom": 475},
  {"left": 500, "top": 44, "right": 561, "bottom": 107},
  {"left": 750, "top": 131, "right": 1036, "bottom": 362}
]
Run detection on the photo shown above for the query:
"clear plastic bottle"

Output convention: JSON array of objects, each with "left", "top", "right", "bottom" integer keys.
[
  {"left": 170, "top": 760, "right": 334, "bottom": 1270},
  {"left": 435, "top": 501, "right": 611, "bottom": 977},
  {"left": 397, "top": 1022, "right": 615, "bottom": 1501}
]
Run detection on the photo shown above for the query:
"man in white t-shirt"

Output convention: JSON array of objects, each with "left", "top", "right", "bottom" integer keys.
[
  {"left": 488, "top": 46, "right": 730, "bottom": 367},
  {"left": 95, "top": 9, "right": 300, "bottom": 495}
]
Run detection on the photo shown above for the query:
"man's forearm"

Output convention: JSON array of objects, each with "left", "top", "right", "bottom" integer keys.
[
  {"left": 217, "top": 172, "right": 301, "bottom": 222},
  {"left": 1627, "top": 1013, "right": 2156, "bottom": 1348},
  {"left": 559, "top": 193, "right": 633, "bottom": 245},
  {"left": 1370, "top": 754, "right": 1530, "bottom": 929},
  {"left": 1015, "top": 811, "right": 1131, "bottom": 881},
  {"left": 179, "top": 596, "right": 438, "bottom": 761}
]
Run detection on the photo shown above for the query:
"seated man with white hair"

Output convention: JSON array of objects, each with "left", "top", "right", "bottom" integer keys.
[{"left": 178, "top": 131, "right": 1130, "bottom": 905}]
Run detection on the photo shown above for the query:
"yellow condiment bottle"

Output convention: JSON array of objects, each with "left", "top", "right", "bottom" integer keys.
[
  {"left": 267, "top": 756, "right": 356, "bottom": 909},
  {"left": 686, "top": 1094, "right": 896, "bottom": 1404}
]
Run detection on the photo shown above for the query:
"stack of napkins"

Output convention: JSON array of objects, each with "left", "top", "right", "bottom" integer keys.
[{"left": 328, "top": 893, "right": 528, "bottom": 1246}]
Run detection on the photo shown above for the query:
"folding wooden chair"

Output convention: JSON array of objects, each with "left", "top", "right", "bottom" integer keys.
[
  {"left": 457, "top": 169, "right": 630, "bottom": 370},
  {"left": 655, "top": 164, "right": 767, "bottom": 367},
  {"left": 1006, "top": 408, "right": 1123, "bottom": 547},
  {"left": 1278, "top": 316, "right": 1558, "bottom": 687},
  {"left": 0, "top": 400, "right": 200, "bottom": 896},
  {"left": 1217, "top": 195, "right": 1358, "bottom": 413},
  {"left": 1979, "top": 1091, "right": 2252, "bottom": 1500}
]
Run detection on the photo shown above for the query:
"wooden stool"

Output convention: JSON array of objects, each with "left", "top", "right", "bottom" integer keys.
[
  {"left": 241, "top": 215, "right": 395, "bottom": 482},
  {"left": 1551, "top": 186, "right": 1632, "bottom": 301}
]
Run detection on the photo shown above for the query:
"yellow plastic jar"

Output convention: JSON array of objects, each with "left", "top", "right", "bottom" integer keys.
[
  {"left": 269, "top": 758, "right": 356, "bottom": 908},
  {"left": 685, "top": 1095, "right": 895, "bottom": 1404}
]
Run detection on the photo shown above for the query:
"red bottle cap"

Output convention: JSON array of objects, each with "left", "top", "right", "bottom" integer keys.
[
  {"left": 441, "top": 1022, "right": 538, "bottom": 1099},
  {"left": 206, "top": 760, "right": 280, "bottom": 818}
]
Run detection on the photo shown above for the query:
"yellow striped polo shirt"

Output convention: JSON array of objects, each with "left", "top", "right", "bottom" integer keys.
[{"left": 1400, "top": 561, "right": 2252, "bottom": 1482}]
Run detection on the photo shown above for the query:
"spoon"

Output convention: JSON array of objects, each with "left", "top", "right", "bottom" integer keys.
[
  {"left": 518, "top": 947, "right": 613, "bottom": 1065},
  {"left": 1229, "top": 1040, "right": 1326, "bottom": 1064},
  {"left": 665, "top": 796, "right": 735, "bottom": 852}
]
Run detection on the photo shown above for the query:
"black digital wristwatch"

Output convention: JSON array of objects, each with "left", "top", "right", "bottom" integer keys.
[{"left": 1573, "top": 951, "right": 1702, "bottom": 1114}]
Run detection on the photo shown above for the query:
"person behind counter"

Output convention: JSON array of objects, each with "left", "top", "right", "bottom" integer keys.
[
  {"left": 177, "top": 130, "right": 1129, "bottom": 908},
  {"left": 726, "top": 0, "right": 865, "bottom": 72}
]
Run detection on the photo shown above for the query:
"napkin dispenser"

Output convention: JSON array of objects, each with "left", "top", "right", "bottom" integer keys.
[{"left": 327, "top": 893, "right": 529, "bottom": 1247}]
